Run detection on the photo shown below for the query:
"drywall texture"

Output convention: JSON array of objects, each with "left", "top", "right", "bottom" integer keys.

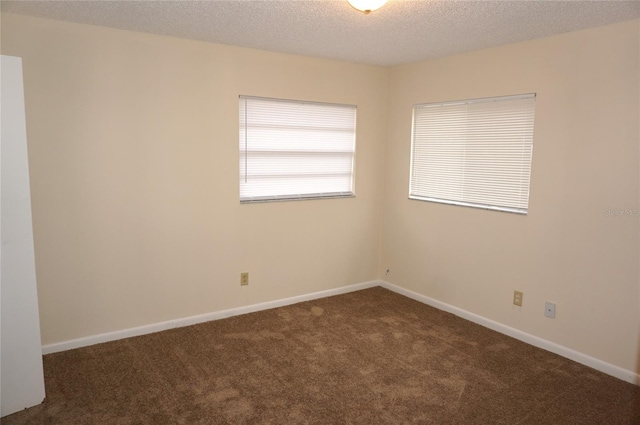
[
  {"left": 382, "top": 20, "right": 640, "bottom": 373},
  {"left": 0, "top": 14, "right": 388, "bottom": 345}
]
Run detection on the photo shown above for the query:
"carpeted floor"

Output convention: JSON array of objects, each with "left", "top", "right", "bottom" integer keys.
[{"left": 3, "top": 287, "right": 639, "bottom": 424}]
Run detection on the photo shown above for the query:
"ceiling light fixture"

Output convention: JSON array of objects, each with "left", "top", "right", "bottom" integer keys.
[{"left": 347, "top": 0, "right": 388, "bottom": 14}]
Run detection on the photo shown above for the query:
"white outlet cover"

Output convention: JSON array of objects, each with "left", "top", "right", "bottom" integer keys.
[{"left": 544, "top": 301, "right": 556, "bottom": 318}]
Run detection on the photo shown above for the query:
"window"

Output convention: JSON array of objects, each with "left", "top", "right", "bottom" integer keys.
[
  {"left": 409, "top": 94, "right": 535, "bottom": 214},
  {"left": 239, "top": 96, "right": 356, "bottom": 203}
]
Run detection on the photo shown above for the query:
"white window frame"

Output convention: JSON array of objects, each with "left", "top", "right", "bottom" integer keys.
[
  {"left": 239, "top": 95, "right": 356, "bottom": 203},
  {"left": 409, "top": 93, "right": 536, "bottom": 214}
]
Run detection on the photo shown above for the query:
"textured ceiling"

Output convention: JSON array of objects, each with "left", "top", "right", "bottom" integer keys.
[{"left": 3, "top": 0, "right": 640, "bottom": 66}]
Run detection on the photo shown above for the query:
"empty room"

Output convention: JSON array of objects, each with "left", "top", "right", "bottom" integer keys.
[{"left": 1, "top": 0, "right": 639, "bottom": 423}]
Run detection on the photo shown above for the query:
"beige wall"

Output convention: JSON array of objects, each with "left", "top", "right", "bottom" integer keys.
[
  {"left": 2, "top": 13, "right": 639, "bottom": 375},
  {"left": 0, "top": 14, "right": 388, "bottom": 345},
  {"left": 382, "top": 20, "right": 640, "bottom": 373}
]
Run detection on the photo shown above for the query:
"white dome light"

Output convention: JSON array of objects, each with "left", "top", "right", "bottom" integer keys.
[{"left": 347, "top": 0, "right": 388, "bottom": 14}]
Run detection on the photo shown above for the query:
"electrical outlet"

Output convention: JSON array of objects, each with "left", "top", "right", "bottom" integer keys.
[
  {"left": 240, "top": 272, "right": 249, "bottom": 286},
  {"left": 544, "top": 301, "right": 556, "bottom": 318},
  {"left": 513, "top": 290, "right": 523, "bottom": 307}
]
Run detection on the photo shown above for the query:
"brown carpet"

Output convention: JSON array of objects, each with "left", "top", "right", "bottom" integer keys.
[{"left": 3, "top": 287, "right": 639, "bottom": 424}]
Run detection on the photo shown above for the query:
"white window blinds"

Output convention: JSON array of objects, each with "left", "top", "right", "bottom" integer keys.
[
  {"left": 409, "top": 94, "right": 536, "bottom": 214},
  {"left": 239, "top": 96, "right": 356, "bottom": 203}
]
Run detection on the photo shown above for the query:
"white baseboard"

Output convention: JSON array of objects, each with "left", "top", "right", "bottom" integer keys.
[
  {"left": 41, "top": 280, "right": 379, "bottom": 355},
  {"left": 379, "top": 280, "right": 640, "bottom": 386},
  {"left": 42, "top": 279, "right": 639, "bottom": 386}
]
